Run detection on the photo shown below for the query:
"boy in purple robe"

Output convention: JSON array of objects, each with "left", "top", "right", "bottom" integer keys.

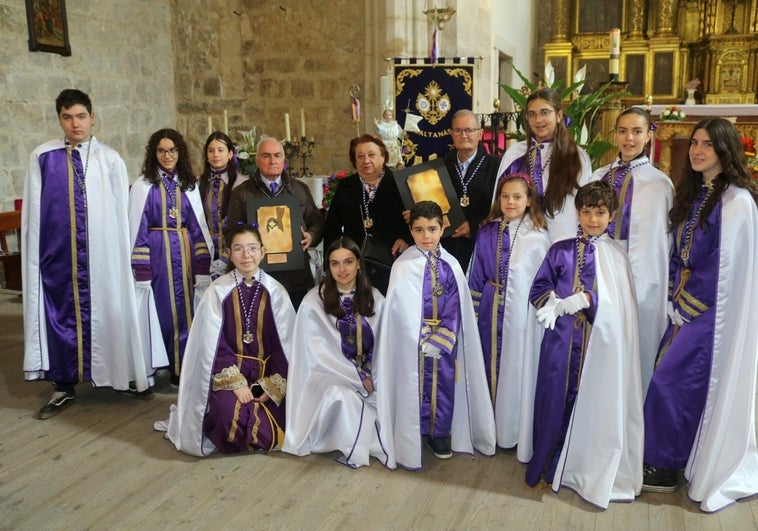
[
  {"left": 528, "top": 180, "right": 643, "bottom": 508},
  {"left": 22, "top": 89, "right": 150, "bottom": 419},
  {"left": 374, "top": 201, "right": 495, "bottom": 468}
]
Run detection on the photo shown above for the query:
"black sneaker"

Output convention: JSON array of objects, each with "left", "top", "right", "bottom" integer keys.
[
  {"left": 642, "top": 464, "right": 678, "bottom": 493},
  {"left": 426, "top": 436, "right": 453, "bottom": 459},
  {"left": 37, "top": 390, "right": 76, "bottom": 419},
  {"left": 117, "top": 383, "right": 154, "bottom": 400}
]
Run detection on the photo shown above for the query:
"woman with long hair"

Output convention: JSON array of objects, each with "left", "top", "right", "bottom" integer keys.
[
  {"left": 642, "top": 118, "right": 758, "bottom": 512},
  {"left": 129, "top": 128, "right": 213, "bottom": 387},
  {"left": 495, "top": 88, "right": 592, "bottom": 242},
  {"left": 283, "top": 237, "right": 391, "bottom": 467}
]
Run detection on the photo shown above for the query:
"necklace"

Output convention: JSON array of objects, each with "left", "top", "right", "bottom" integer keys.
[
  {"left": 233, "top": 270, "right": 262, "bottom": 344},
  {"left": 495, "top": 216, "right": 523, "bottom": 305},
  {"left": 161, "top": 171, "right": 179, "bottom": 219},
  {"left": 679, "top": 181, "right": 715, "bottom": 263},
  {"left": 416, "top": 245, "right": 444, "bottom": 296},
  {"left": 573, "top": 231, "right": 598, "bottom": 293},
  {"left": 360, "top": 174, "right": 381, "bottom": 229},
  {"left": 455, "top": 155, "right": 484, "bottom": 207},
  {"left": 66, "top": 138, "right": 91, "bottom": 207}
]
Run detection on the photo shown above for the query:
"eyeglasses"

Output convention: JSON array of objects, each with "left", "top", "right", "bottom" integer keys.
[
  {"left": 230, "top": 244, "right": 261, "bottom": 255},
  {"left": 451, "top": 127, "right": 481, "bottom": 135},
  {"left": 526, "top": 109, "right": 555, "bottom": 120},
  {"left": 156, "top": 148, "right": 179, "bottom": 157}
]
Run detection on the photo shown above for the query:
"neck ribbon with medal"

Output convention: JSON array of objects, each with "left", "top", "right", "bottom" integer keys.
[
  {"left": 161, "top": 170, "right": 180, "bottom": 219},
  {"left": 233, "top": 269, "right": 263, "bottom": 345},
  {"left": 673, "top": 180, "right": 715, "bottom": 302},
  {"left": 66, "top": 138, "right": 92, "bottom": 207},
  {"left": 360, "top": 173, "right": 381, "bottom": 229},
  {"left": 495, "top": 216, "right": 523, "bottom": 305},
  {"left": 456, "top": 155, "right": 485, "bottom": 207},
  {"left": 417, "top": 245, "right": 445, "bottom": 296}
]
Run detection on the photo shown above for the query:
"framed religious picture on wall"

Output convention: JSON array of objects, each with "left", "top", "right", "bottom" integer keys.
[
  {"left": 246, "top": 196, "right": 305, "bottom": 272},
  {"left": 25, "top": 0, "right": 71, "bottom": 56},
  {"left": 393, "top": 158, "right": 466, "bottom": 239}
]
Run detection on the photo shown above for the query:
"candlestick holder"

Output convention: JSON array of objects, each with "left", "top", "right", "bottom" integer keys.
[{"left": 283, "top": 137, "right": 315, "bottom": 178}]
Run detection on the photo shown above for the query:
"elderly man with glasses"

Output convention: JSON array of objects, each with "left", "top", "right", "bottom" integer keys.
[{"left": 442, "top": 109, "right": 500, "bottom": 271}]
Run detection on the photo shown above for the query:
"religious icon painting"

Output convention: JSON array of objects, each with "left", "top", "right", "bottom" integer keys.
[
  {"left": 25, "top": 0, "right": 72, "bottom": 56},
  {"left": 246, "top": 196, "right": 305, "bottom": 272},
  {"left": 393, "top": 158, "right": 466, "bottom": 239}
]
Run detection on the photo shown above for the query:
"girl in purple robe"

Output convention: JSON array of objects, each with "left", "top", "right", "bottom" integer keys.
[
  {"left": 642, "top": 118, "right": 758, "bottom": 512},
  {"left": 129, "top": 129, "right": 212, "bottom": 386},
  {"left": 494, "top": 88, "right": 592, "bottom": 243},
  {"left": 468, "top": 173, "right": 550, "bottom": 459},
  {"left": 202, "top": 224, "right": 289, "bottom": 453},
  {"left": 198, "top": 132, "right": 247, "bottom": 278}
]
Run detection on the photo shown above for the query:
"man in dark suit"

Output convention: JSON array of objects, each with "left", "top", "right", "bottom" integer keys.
[
  {"left": 227, "top": 137, "right": 323, "bottom": 310},
  {"left": 442, "top": 109, "right": 500, "bottom": 271}
]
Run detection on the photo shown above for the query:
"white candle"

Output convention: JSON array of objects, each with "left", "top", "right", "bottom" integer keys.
[
  {"left": 284, "top": 113, "right": 291, "bottom": 142},
  {"left": 223, "top": 110, "right": 229, "bottom": 135},
  {"left": 380, "top": 75, "right": 390, "bottom": 107},
  {"left": 207, "top": 116, "right": 212, "bottom": 137},
  {"left": 609, "top": 28, "right": 621, "bottom": 76},
  {"left": 300, "top": 108, "right": 306, "bottom": 138}
]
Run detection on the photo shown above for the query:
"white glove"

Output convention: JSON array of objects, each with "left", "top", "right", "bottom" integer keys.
[
  {"left": 559, "top": 292, "right": 590, "bottom": 315},
  {"left": 422, "top": 342, "right": 442, "bottom": 359},
  {"left": 135, "top": 280, "right": 151, "bottom": 292},
  {"left": 536, "top": 291, "right": 564, "bottom": 330},
  {"left": 667, "top": 301, "right": 688, "bottom": 326},
  {"left": 210, "top": 259, "right": 227, "bottom": 278},
  {"left": 195, "top": 275, "right": 211, "bottom": 289}
]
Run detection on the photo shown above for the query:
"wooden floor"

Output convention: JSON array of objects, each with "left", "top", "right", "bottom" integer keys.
[{"left": 1, "top": 291, "right": 757, "bottom": 530}]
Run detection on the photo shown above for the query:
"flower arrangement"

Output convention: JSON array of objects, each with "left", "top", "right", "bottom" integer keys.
[
  {"left": 322, "top": 170, "right": 350, "bottom": 210},
  {"left": 236, "top": 127, "right": 260, "bottom": 176},
  {"left": 741, "top": 136, "right": 758, "bottom": 177},
  {"left": 660, "top": 106, "right": 685, "bottom": 122}
]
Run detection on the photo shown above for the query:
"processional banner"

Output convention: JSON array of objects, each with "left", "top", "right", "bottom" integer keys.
[{"left": 394, "top": 57, "right": 475, "bottom": 166}]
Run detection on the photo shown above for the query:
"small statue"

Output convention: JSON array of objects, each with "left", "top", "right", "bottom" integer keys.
[{"left": 374, "top": 103, "right": 404, "bottom": 168}]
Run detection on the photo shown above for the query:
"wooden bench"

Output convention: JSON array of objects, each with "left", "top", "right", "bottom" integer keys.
[{"left": 0, "top": 210, "right": 22, "bottom": 291}]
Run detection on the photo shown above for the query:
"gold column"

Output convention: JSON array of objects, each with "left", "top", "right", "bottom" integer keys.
[
  {"left": 627, "top": 0, "right": 647, "bottom": 38},
  {"left": 597, "top": 83, "right": 629, "bottom": 167},
  {"left": 655, "top": 0, "right": 679, "bottom": 36},
  {"left": 552, "top": 0, "right": 570, "bottom": 42}
]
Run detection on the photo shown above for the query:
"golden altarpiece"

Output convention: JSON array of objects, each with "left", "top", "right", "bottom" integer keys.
[{"left": 540, "top": 0, "right": 757, "bottom": 177}]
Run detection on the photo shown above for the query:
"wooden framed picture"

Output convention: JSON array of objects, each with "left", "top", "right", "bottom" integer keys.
[
  {"left": 246, "top": 196, "right": 306, "bottom": 272},
  {"left": 392, "top": 158, "right": 466, "bottom": 239},
  {"left": 26, "top": 0, "right": 72, "bottom": 57}
]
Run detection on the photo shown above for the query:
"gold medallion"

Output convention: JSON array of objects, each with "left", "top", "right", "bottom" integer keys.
[
  {"left": 243, "top": 331, "right": 253, "bottom": 344},
  {"left": 460, "top": 195, "right": 470, "bottom": 207},
  {"left": 364, "top": 217, "right": 374, "bottom": 229},
  {"left": 433, "top": 284, "right": 444, "bottom": 296},
  {"left": 169, "top": 207, "right": 178, "bottom": 219}
]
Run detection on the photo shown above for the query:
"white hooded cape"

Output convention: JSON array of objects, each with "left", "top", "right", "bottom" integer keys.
[
  {"left": 128, "top": 177, "right": 214, "bottom": 373},
  {"left": 282, "top": 286, "right": 392, "bottom": 467},
  {"left": 22, "top": 138, "right": 148, "bottom": 391},
  {"left": 374, "top": 246, "right": 496, "bottom": 469},
  {"left": 155, "top": 270, "right": 295, "bottom": 456},
  {"left": 552, "top": 236, "right": 644, "bottom": 509}
]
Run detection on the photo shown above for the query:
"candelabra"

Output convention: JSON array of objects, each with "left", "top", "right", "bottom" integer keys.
[
  {"left": 478, "top": 101, "right": 523, "bottom": 157},
  {"left": 283, "top": 137, "right": 315, "bottom": 178}
]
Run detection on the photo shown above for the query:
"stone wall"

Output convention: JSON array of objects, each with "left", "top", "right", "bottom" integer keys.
[
  {"left": 173, "top": 0, "right": 368, "bottom": 176},
  {"left": 0, "top": 0, "right": 175, "bottom": 210}
]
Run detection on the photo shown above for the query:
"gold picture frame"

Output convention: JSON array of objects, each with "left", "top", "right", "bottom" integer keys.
[{"left": 26, "top": 0, "right": 71, "bottom": 57}]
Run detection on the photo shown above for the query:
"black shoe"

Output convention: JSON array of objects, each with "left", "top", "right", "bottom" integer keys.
[
  {"left": 169, "top": 374, "right": 180, "bottom": 389},
  {"left": 642, "top": 464, "right": 678, "bottom": 493},
  {"left": 118, "top": 383, "right": 154, "bottom": 400},
  {"left": 426, "top": 436, "right": 453, "bottom": 459},
  {"left": 37, "top": 390, "right": 76, "bottom": 419}
]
